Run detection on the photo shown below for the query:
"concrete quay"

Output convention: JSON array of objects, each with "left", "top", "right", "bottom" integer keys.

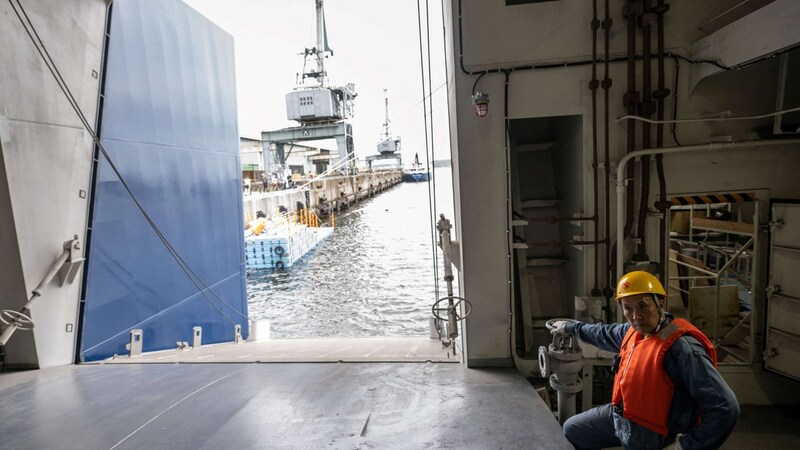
[{"left": 243, "top": 170, "right": 403, "bottom": 221}]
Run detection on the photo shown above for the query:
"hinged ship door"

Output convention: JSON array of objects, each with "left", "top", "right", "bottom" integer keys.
[{"left": 764, "top": 203, "right": 800, "bottom": 381}]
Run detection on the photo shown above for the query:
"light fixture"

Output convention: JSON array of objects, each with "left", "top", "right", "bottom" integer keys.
[{"left": 472, "top": 91, "right": 490, "bottom": 117}]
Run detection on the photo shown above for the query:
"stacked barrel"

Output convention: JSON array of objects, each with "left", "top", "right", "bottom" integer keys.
[
  {"left": 245, "top": 236, "right": 291, "bottom": 269},
  {"left": 244, "top": 223, "right": 334, "bottom": 270}
]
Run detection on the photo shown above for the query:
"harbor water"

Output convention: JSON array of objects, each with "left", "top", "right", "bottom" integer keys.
[{"left": 247, "top": 167, "right": 456, "bottom": 338}]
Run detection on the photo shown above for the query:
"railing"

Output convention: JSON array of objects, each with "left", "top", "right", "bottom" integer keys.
[{"left": 669, "top": 235, "right": 754, "bottom": 343}]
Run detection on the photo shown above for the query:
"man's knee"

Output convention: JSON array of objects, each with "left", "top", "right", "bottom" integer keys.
[
  {"left": 562, "top": 406, "right": 617, "bottom": 450},
  {"left": 563, "top": 413, "right": 587, "bottom": 444}
]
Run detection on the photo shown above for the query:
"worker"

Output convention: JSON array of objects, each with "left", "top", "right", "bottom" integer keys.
[{"left": 551, "top": 271, "right": 739, "bottom": 450}]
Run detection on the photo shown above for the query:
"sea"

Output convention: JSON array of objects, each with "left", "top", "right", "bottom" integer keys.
[{"left": 246, "top": 167, "right": 456, "bottom": 338}]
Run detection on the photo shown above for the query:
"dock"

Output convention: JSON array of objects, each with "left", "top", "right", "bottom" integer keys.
[{"left": 243, "top": 170, "right": 402, "bottom": 221}]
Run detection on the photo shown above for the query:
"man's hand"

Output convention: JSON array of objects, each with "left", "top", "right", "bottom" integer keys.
[
  {"left": 661, "top": 434, "right": 684, "bottom": 450},
  {"left": 550, "top": 320, "right": 568, "bottom": 335}
]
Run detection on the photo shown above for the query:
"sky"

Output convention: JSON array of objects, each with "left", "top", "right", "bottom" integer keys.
[{"left": 183, "top": 0, "right": 452, "bottom": 166}]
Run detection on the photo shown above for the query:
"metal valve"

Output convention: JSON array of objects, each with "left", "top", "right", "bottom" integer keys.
[{"left": 539, "top": 318, "right": 584, "bottom": 424}]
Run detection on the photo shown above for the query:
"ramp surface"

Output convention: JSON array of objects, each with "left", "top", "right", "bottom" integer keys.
[{"left": 0, "top": 363, "right": 571, "bottom": 449}]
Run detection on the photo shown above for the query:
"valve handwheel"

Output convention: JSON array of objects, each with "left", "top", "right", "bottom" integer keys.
[
  {"left": 0, "top": 310, "right": 34, "bottom": 330},
  {"left": 545, "top": 317, "right": 581, "bottom": 332},
  {"left": 431, "top": 296, "right": 473, "bottom": 321}
]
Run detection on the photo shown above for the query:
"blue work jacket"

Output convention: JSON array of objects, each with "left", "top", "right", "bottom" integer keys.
[{"left": 565, "top": 316, "right": 740, "bottom": 450}]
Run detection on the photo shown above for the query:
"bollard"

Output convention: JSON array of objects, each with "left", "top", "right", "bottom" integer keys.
[
  {"left": 128, "top": 329, "right": 143, "bottom": 357},
  {"left": 192, "top": 326, "right": 202, "bottom": 348},
  {"left": 234, "top": 324, "right": 242, "bottom": 344}
]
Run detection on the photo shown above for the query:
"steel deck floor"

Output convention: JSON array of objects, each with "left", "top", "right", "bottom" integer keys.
[
  {"left": 0, "top": 362, "right": 571, "bottom": 449},
  {"left": 98, "top": 337, "right": 458, "bottom": 364}
]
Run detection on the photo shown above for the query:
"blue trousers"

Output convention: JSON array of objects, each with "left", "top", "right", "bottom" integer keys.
[{"left": 564, "top": 403, "right": 672, "bottom": 450}]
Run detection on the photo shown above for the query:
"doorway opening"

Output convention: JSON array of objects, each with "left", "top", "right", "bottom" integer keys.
[{"left": 666, "top": 191, "right": 762, "bottom": 365}]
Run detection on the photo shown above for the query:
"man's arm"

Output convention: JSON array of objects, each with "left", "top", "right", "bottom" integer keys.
[
  {"left": 563, "top": 322, "right": 629, "bottom": 353},
  {"left": 665, "top": 336, "right": 740, "bottom": 450}
]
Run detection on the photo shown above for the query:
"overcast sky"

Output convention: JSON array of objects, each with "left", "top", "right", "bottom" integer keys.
[{"left": 183, "top": 0, "right": 451, "bottom": 165}]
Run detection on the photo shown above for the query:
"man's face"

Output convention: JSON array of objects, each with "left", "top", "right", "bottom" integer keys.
[{"left": 620, "top": 294, "right": 662, "bottom": 335}]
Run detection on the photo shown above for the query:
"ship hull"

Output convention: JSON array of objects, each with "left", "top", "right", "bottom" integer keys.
[{"left": 403, "top": 171, "right": 429, "bottom": 182}]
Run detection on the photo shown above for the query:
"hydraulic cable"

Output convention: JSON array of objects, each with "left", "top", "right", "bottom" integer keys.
[{"left": 8, "top": 0, "right": 247, "bottom": 327}]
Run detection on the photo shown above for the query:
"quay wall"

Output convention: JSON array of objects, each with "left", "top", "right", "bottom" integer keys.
[{"left": 243, "top": 170, "right": 403, "bottom": 222}]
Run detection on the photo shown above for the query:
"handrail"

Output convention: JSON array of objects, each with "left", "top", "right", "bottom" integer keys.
[{"left": 668, "top": 236, "right": 754, "bottom": 342}]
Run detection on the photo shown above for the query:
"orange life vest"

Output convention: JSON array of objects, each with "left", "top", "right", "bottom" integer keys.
[{"left": 611, "top": 318, "right": 716, "bottom": 436}]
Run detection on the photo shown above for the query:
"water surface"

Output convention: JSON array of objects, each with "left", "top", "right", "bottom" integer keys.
[{"left": 247, "top": 168, "right": 455, "bottom": 338}]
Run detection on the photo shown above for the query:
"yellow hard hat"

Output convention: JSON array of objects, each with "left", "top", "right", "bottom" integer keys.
[{"left": 616, "top": 271, "right": 666, "bottom": 301}]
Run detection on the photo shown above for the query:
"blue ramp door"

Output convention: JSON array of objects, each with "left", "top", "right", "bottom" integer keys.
[{"left": 80, "top": 0, "right": 247, "bottom": 362}]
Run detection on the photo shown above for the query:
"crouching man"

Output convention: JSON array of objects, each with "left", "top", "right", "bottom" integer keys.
[{"left": 552, "top": 271, "right": 739, "bottom": 450}]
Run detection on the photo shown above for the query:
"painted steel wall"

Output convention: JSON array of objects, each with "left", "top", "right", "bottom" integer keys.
[
  {"left": 80, "top": 0, "right": 246, "bottom": 362},
  {"left": 0, "top": 0, "right": 106, "bottom": 368},
  {"left": 446, "top": 0, "right": 800, "bottom": 368}
]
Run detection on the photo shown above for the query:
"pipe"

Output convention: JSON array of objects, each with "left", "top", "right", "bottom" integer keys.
[
  {"left": 571, "top": 239, "right": 608, "bottom": 245},
  {"left": 654, "top": 0, "right": 669, "bottom": 283},
  {"left": 438, "top": 215, "right": 459, "bottom": 340},
  {"left": 602, "top": 0, "right": 613, "bottom": 302},
  {"left": 590, "top": 0, "right": 601, "bottom": 295},
  {"left": 615, "top": 138, "right": 800, "bottom": 314},
  {"left": 618, "top": 105, "right": 800, "bottom": 125},
  {"left": 635, "top": 0, "right": 653, "bottom": 261},
  {"left": 636, "top": 155, "right": 651, "bottom": 259},
  {"left": 670, "top": 59, "right": 682, "bottom": 145},
  {"left": 526, "top": 215, "right": 596, "bottom": 223},
  {"left": 557, "top": 390, "right": 577, "bottom": 423},
  {"left": 27, "top": 248, "right": 70, "bottom": 307},
  {"left": 623, "top": 0, "right": 641, "bottom": 242}
]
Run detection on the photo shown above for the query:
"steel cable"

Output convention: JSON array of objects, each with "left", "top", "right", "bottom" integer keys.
[{"left": 416, "top": 0, "right": 441, "bottom": 305}]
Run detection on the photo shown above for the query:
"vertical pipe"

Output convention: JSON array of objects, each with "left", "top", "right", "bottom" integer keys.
[
  {"left": 623, "top": 0, "right": 641, "bottom": 244},
  {"left": 654, "top": 0, "right": 670, "bottom": 283},
  {"left": 557, "top": 390, "right": 577, "bottom": 424},
  {"left": 636, "top": 0, "right": 653, "bottom": 261},
  {"left": 590, "top": 0, "right": 601, "bottom": 296},
  {"left": 602, "top": 0, "right": 614, "bottom": 303}
]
